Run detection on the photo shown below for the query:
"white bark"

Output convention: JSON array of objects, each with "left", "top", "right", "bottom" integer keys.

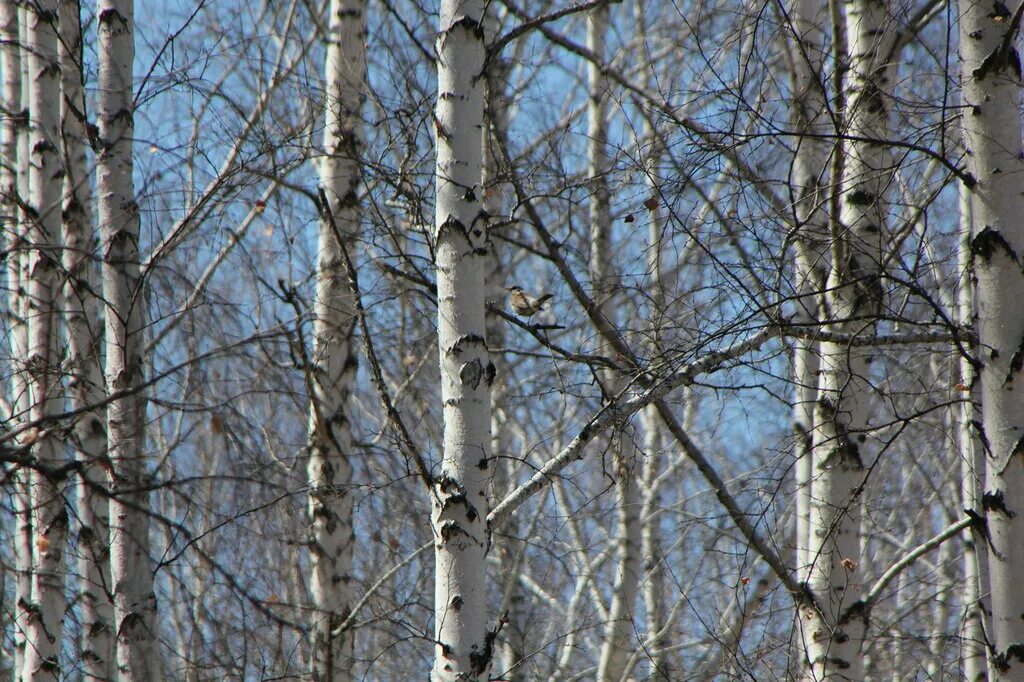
[
  {"left": 957, "top": 0, "right": 1024, "bottom": 673},
  {"left": 586, "top": 7, "right": 641, "bottom": 681},
  {"left": 1, "top": 3, "right": 32, "bottom": 677},
  {"left": 790, "top": 0, "right": 828, "bottom": 583},
  {"left": 805, "top": 0, "right": 895, "bottom": 675},
  {"left": 58, "top": 1, "right": 115, "bottom": 677},
  {"left": 308, "top": 2, "right": 365, "bottom": 680},
  {"left": 957, "top": 185, "right": 987, "bottom": 681},
  {"left": 483, "top": 25, "right": 527, "bottom": 679},
  {"left": 97, "top": 0, "right": 157, "bottom": 677},
  {"left": 640, "top": 171, "right": 669, "bottom": 682},
  {"left": 22, "top": 1, "right": 68, "bottom": 677},
  {"left": 432, "top": 0, "right": 493, "bottom": 678}
]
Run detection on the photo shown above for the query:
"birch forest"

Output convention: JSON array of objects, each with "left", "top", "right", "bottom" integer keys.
[{"left": 2, "top": 0, "right": 1023, "bottom": 679}]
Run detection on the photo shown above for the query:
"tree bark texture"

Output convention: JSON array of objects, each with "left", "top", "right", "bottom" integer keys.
[
  {"left": 958, "top": 0, "right": 1024, "bottom": 674},
  {"left": 97, "top": 0, "right": 158, "bottom": 677},
  {"left": 59, "top": 1, "right": 115, "bottom": 677},
  {"left": 588, "top": 5, "right": 642, "bottom": 679},
  {"left": 22, "top": 1, "right": 68, "bottom": 677},
  {"left": 431, "top": 0, "right": 494, "bottom": 678},
  {"left": 308, "top": 1, "right": 365, "bottom": 679},
  {"left": 806, "top": 0, "right": 896, "bottom": 675},
  {"left": 790, "top": 0, "right": 828, "bottom": 583}
]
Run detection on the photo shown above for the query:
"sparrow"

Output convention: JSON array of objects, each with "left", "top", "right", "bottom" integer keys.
[{"left": 507, "top": 286, "right": 553, "bottom": 317}]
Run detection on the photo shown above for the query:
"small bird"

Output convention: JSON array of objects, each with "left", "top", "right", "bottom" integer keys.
[{"left": 507, "top": 286, "right": 553, "bottom": 317}]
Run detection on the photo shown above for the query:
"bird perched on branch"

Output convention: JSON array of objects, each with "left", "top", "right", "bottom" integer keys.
[{"left": 507, "top": 286, "right": 552, "bottom": 317}]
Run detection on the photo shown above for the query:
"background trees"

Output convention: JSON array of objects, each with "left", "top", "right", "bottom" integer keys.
[{"left": 0, "top": 0, "right": 1014, "bottom": 679}]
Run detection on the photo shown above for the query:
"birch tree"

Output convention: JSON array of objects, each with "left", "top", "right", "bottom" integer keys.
[
  {"left": 432, "top": 0, "right": 493, "bottom": 678},
  {"left": 0, "top": 0, "right": 1003, "bottom": 677},
  {"left": 789, "top": 0, "right": 828, "bottom": 582},
  {"left": 308, "top": 0, "right": 366, "bottom": 678},
  {"left": 483, "top": 12, "right": 528, "bottom": 677},
  {"left": 805, "top": 0, "right": 898, "bottom": 673},
  {"left": 587, "top": 6, "right": 642, "bottom": 681},
  {"left": 59, "top": 0, "right": 115, "bottom": 675},
  {"left": 96, "top": 0, "right": 158, "bottom": 676},
  {"left": 957, "top": 0, "right": 1024, "bottom": 674},
  {"left": 21, "top": 0, "right": 68, "bottom": 676},
  {"left": 1, "top": 2, "right": 32, "bottom": 676}
]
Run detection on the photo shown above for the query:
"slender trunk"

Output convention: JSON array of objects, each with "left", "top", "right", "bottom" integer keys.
[
  {"left": 640, "top": 199, "right": 668, "bottom": 681},
  {"left": 97, "top": 0, "right": 157, "bottom": 677},
  {"left": 790, "top": 0, "right": 828, "bottom": 584},
  {"left": 806, "top": 0, "right": 894, "bottom": 674},
  {"left": 926, "top": 539, "right": 953, "bottom": 678},
  {"left": 957, "top": 188, "right": 987, "bottom": 681},
  {"left": 586, "top": 6, "right": 641, "bottom": 681},
  {"left": 1, "top": 3, "right": 32, "bottom": 677},
  {"left": 308, "top": 1, "right": 365, "bottom": 679},
  {"left": 58, "top": 1, "right": 115, "bottom": 677},
  {"left": 957, "top": 0, "right": 1024, "bottom": 673},
  {"left": 21, "top": 0, "right": 68, "bottom": 677},
  {"left": 431, "top": 0, "right": 493, "bottom": 678},
  {"left": 640, "top": 406, "right": 668, "bottom": 680},
  {"left": 638, "top": 9, "right": 670, "bottom": 673},
  {"left": 484, "top": 28, "right": 527, "bottom": 680}
]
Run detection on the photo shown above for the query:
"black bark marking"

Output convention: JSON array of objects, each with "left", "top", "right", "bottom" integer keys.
[
  {"left": 98, "top": 7, "right": 129, "bottom": 25},
  {"left": 990, "top": 0, "right": 1012, "bottom": 20},
  {"left": 448, "top": 14, "right": 486, "bottom": 39},
  {"left": 971, "top": 226, "right": 1017, "bottom": 263},
  {"left": 993, "top": 643, "right": 1024, "bottom": 672},
  {"left": 1012, "top": 433, "right": 1024, "bottom": 460},
  {"left": 974, "top": 47, "right": 1023, "bottom": 80},
  {"left": 965, "top": 507, "right": 993, "bottom": 545},
  {"left": 983, "top": 489, "right": 1015, "bottom": 517},
  {"left": 848, "top": 189, "right": 876, "bottom": 206},
  {"left": 469, "top": 626, "right": 498, "bottom": 675},
  {"left": 460, "top": 359, "right": 482, "bottom": 389},
  {"left": 1008, "top": 338, "right": 1024, "bottom": 384},
  {"left": 448, "top": 334, "right": 486, "bottom": 356}
]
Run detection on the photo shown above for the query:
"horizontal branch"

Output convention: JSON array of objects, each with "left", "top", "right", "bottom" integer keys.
[{"left": 781, "top": 325, "right": 976, "bottom": 347}]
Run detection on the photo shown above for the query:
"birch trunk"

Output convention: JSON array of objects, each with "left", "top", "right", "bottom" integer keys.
[
  {"left": 639, "top": 407, "right": 668, "bottom": 680},
  {"left": 790, "top": 0, "right": 828, "bottom": 582},
  {"left": 806, "top": 0, "right": 894, "bottom": 675},
  {"left": 483, "top": 27, "right": 527, "bottom": 680},
  {"left": 97, "top": 0, "right": 157, "bottom": 677},
  {"left": 588, "top": 7, "right": 642, "bottom": 680},
  {"left": 957, "top": 0, "right": 1024, "bottom": 674},
  {"left": 308, "top": 2, "right": 365, "bottom": 679},
  {"left": 957, "top": 185, "right": 987, "bottom": 681},
  {"left": 59, "top": 1, "right": 115, "bottom": 676},
  {"left": 637, "top": 8, "right": 670, "bottom": 675},
  {"left": 1, "top": 3, "right": 32, "bottom": 677},
  {"left": 640, "top": 162, "right": 669, "bottom": 682},
  {"left": 22, "top": 0, "right": 68, "bottom": 677},
  {"left": 432, "top": 0, "right": 493, "bottom": 678}
]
